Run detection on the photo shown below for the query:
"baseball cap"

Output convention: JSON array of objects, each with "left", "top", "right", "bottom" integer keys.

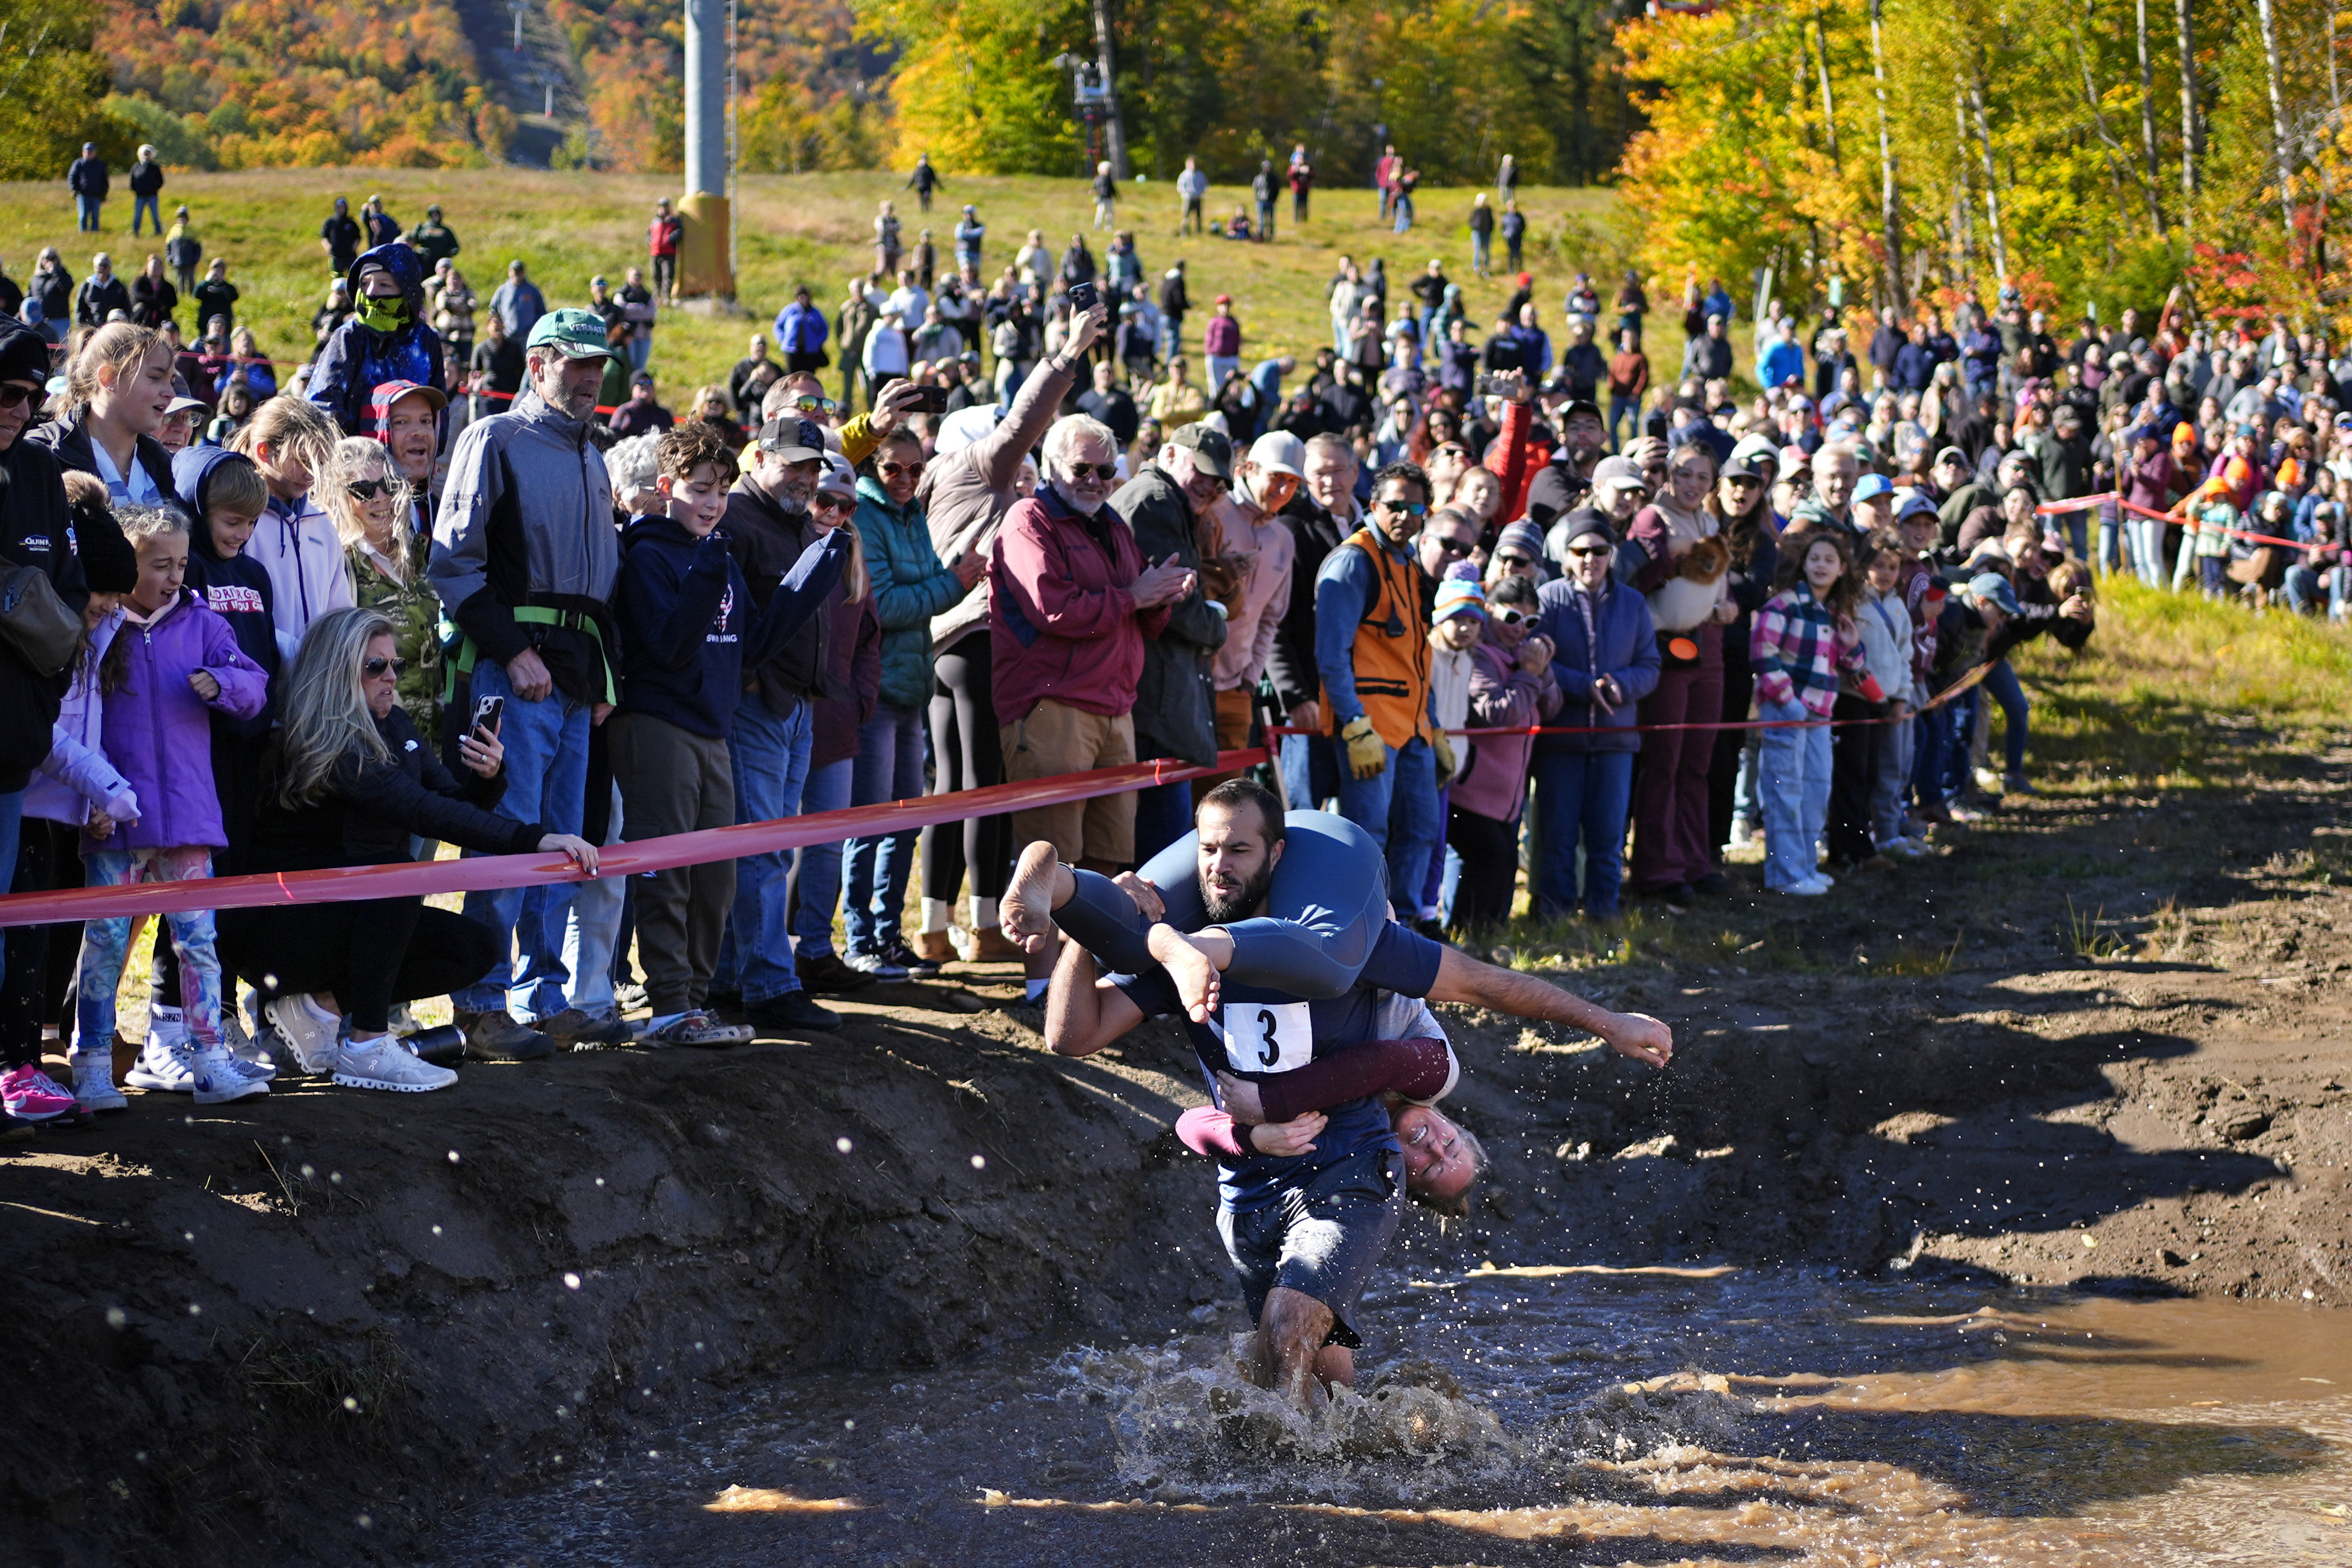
[
  {"left": 1965, "top": 572, "right": 2022, "bottom": 616},
  {"left": 1895, "top": 491, "right": 1940, "bottom": 523},
  {"left": 1933, "top": 445, "right": 1968, "bottom": 467},
  {"left": 755, "top": 416, "right": 829, "bottom": 463},
  {"left": 1248, "top": 430, "right": 1304, "bottom": 478},
  {"left": 1560, "top": 397, "right": 1604, "bottom": 425},
  {"left": 1171, "top": 421, "right": 1232, "bottom": 479},
  {"left": 815, "top": 457, "right": 858, "bottom": 500},
  {"left": 526, "top": 308, "right": 615, "bottom": 360},
  {"left": 163, "top": 395, "right": 208, "bottom": 418},
  {"left": 1852, "top": 473, "right": 1896, "bottom": 503},
  {"left": 369, "top": 378, "right": 448, "bottom": 418},
  {"left": 1590, "top": 454, "right": 1644, "bottom": 492}
]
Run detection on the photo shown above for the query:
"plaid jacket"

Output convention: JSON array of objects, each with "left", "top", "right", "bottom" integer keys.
[{"left": 1750, "top": 584, "right": 1868, "bottom": 717}]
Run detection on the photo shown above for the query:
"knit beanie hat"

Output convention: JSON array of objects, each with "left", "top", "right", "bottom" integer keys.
[{"left": 1433, "top": 574, "right": 1486, "bottom": 624}]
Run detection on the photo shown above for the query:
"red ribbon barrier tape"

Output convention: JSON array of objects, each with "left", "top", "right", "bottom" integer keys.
[
  {"left": 0, "top": 747, "right": 1267, "bottom": 931},
  {"left": 2037, "top": 490, "right": 2306, "bottom": 552}
]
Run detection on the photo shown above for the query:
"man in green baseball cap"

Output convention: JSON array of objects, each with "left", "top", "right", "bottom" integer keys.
[{"left": 523, "top": 308, "right": 613, "bottom": 423}]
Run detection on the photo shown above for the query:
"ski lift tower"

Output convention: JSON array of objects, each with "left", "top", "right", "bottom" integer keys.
[
  {"left": 1053, "top": 2, "right": 1128, "bottom": 181},
  {"left": 679, "top": 0, "right": 734, "bottom": 298}
]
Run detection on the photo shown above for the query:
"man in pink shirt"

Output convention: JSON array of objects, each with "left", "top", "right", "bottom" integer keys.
[{"left": 1200, "top": 431, "right": 1302, "bottom": 789}]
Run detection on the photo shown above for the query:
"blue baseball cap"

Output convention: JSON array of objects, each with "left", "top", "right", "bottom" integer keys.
[
  {"left": 1852, "top": 473, "right": 1896, "bottom": 503},
  {"left": 1965, "top": 572, "right": 2022, "bottom": 616}
]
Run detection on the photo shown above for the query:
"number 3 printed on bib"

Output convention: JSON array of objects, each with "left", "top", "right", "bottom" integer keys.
[{"left": 1220, "top": 1001, "right": 1313, "bottom": 1074}]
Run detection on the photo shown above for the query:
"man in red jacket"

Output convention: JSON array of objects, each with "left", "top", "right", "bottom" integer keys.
[{"left": 990, "top": 412, "right": 1195, "bottom": 1006}]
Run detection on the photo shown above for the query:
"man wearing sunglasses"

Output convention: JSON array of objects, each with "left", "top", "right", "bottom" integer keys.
[
  {"left": 1310, "top": 460, "right": 1450, "bottom": 929},
  {"left": 1108, "top": 422, "right": 1233, "bottom": 863}
]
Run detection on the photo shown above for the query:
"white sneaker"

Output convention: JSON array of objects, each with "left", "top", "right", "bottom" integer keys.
[
  {"left": 70, "top": 1056, "right": 128, "bottom": 1113},
  {"left": 190, "top": 1047, "right": 268, "bottom": 1105},
  {"left": 1729, "top": 819, "right": 1757, "bottom": 847},
  {"left": 145, "top": 1003, "right": 186, "bottom": 1054},
  {"left": 1812, "top": 869, "right": 1837, "bottom": 888},
  {"left": 266, "top": 995, "right": 342, "bottom": 1075},
  {"left": 1775, "top": 878, "right": 1829, "bottom": 896},
  {"left": 124, "top": 1036, "right": 196, "bottom": 1093},
  {"left": 333, "top": 1035, "right": 459, "bottom": 1093}
]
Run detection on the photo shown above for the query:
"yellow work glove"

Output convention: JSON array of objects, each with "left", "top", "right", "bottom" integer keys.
[
  {"left": 1340, "top": 715, "right": 1387, "bottom": 780},
  {"left": 1431, "top": 728, "right": 1457, "bottom": 786}
]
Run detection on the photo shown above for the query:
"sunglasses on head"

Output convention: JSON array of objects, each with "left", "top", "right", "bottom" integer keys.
[
  {"left": 0, "top": 383, "right": 37, "bottom": 410},
  {"left": 347, "top": 478, "right": 392, "bottom": 500},
  {"left": 1063, "top": 461, "right": 1119, "bottom": 481},
  {"left": 363, "top": 656, "right": 407, "bottom": 678}
]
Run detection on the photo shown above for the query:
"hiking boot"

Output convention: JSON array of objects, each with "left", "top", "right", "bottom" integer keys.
[
  {"left": 70, "top": 1055, "right": 128, "bottom": 1114},
  {"left": 532, "top": 1008, "right": 603, "bottom": 1044},
  {"left": 124, "top": 1035, "right": 196, "bottom": 1093},
  {"left": 746, "top": 992, "right": 842, "bottom": 1033},
  {"left": 844, "top": 948, "right": 910, "bottom": 982},
  {"left": 955, "top": 926, "right": 1027, "bottom": 963},
  {"left": 2004, "top": 773, "right": 2037, "bottom": 795},
  {"left": 797, "top": 950, "right": 876, "bottom": 994},
  {"left": 1658, "top": 883, "right": 1697, "bottom": 908},
  {"left": 456, "top": 1009, "right": 555, "bottom": 1062},
  {"left": 190, "top": 1047, "right": 269, "bottom": 1105},
  {"left": 908, "top": 929, "right": 958, "bottom": 965},
  {"left": 265, "top": 995, "right": 343, "bottom": 1075},
  {"left": 564, "top": 1012, "right": 639, "bottom": 1050},
  {"left": 883, "top": 940, "right": 941, "bottom": 978},
  {"left": 641, "top": 1010, "right": 753, "bottom": 1048},
  {"left": 334, "top": 1035, "right": 459, "bottom": 1093},
  {"left": 1, "top": 1065, "right": 79, "bottom": 1123}
]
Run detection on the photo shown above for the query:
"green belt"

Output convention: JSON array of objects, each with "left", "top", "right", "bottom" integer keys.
[{"left": 440, "top": 605, "right": 616, "bottom": 705}]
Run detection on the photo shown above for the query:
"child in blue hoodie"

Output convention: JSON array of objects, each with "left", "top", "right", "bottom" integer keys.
[{"left": 611, "top": 423, "right": 849, "bottom": 1047}]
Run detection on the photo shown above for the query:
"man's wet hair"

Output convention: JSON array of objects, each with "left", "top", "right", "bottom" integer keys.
[{"left": 1196, "top": 778, "right": 1284, "bottom": 845}]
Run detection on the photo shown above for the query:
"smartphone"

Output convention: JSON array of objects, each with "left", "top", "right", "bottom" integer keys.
[
  {"left": 907, "top": 384, "right": 950, "bottom": 415},
  {"left": 471, "top": 694, "right": 504, "bottom": 738},
  {"left": 1067, "top": 279, "right": 1099, "bottom": 315},
  {"left": 1474, "top": 372, "right": 1516, "bottom": 398}
]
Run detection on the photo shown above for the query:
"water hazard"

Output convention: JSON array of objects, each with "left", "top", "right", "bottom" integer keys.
[{"left": 425, "top": 1267, "right": 2352, "bottom": 1566}]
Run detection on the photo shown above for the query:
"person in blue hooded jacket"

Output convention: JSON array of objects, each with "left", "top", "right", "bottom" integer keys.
[{"left": 308, "top": 243, "right": 445, "bottom": 438}]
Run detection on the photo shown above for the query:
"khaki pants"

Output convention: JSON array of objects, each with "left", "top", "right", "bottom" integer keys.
[
  {"left": 610, "top": 711, "right": 737, "bottom": 1015},
  {"left": 1000, "top": 698, "right": 1136, "bottom": 866},
  {"left": 1194, "top": 685, "right": 1258, "bottom": 799}
]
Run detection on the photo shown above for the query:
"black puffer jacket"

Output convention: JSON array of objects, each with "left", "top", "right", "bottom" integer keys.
[{"left": 245, "top": 705, "right": 544, "bottom": 874}]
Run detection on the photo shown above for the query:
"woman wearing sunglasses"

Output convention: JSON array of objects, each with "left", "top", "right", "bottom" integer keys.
[
  {"left": 1707, "top": 445, "right": 1782, "bottom": 859},
  {"left": 326, "top": 436, "right": 440, "bottom": 742},
  {"left": 219, "top": 607, "right": 597, "bottom": 1091}
]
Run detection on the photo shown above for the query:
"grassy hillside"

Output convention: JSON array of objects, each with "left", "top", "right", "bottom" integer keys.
[{"left": 0, "top": 168, "right": 1624, "bottom": 404}]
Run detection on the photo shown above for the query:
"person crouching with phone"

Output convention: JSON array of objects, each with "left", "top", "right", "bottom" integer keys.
[
  {"left": 610, "top": 424, "right": 851, "bottom": 1046},
  {"left": 221, "top": 607, "right": 601, "bottom": 1091}
]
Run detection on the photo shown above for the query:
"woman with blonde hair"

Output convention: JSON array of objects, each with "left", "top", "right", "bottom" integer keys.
[
  {"left": 323, "top": 435, "right": 439, "bottom": 739},
  {"left": 688, "top": 382, "right": 742, "bottom": 446},
  {"left": 225, "top": 324, "right": 276, "bottom": 400},
  {"left": 29, "top": 319, "right": 177, "bottom": 502},
  {"left": 217, "top": 606, "right": 597, "bottom": 1089}
]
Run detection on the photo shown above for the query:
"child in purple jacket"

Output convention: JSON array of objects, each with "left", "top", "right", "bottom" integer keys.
[{"left": 77, "top": 502, "right": 269, "bottom": 1106}]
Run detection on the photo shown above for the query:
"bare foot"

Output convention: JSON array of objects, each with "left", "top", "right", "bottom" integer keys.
[
  {"left": 1214, "top": 1070, "right": 1266, "bottom": 1123},
  {"left": 1151, "top": 926, "right": 1221, "bottom": 1023},
  {"left": 1000, "top": 841, "right": 1065, "bottom": 955}
]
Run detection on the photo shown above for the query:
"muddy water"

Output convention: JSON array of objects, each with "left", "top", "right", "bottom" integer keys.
[{"left": 425, "top": 1269, "right": 2352, "bottom": 1566}]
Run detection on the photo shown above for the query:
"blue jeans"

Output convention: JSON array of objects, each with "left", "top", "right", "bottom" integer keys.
[
  {"left": 132, "top": 194, "right": 160, "bottom": 236},
  {"left": 1608, "top": 396, "right": 1641, "bottom": 451},
  {"left": 561, "top": 782, "right": 626, "bottom": 1016},
  {"left": 791, "top": 756, "right": 854, "bottom": 956},
  {"left": 1531, "top": 749, "right": 1634, "bottom": 918},
  {"left": 1871, "top": 716, "right": 1914, "bottom": 844},
  {"left": 76, "top": 195, "right": 100, "bottom": 231},
  {"left": 717, "top": 694, "right": 813, "bottom": 1003},
  {"left": 2128, "top": 514, "right": 2167, "bottom": 586},
  {"left": 1981, "top": 658, "right": 2028, "bottom": 777},
  {"left": 842, "top": 700, "right": 925, "bottom": 955},
  {"left": 1330, "top": 734, "right": 1440, "bottom": 917},
  {"left": 455, "top": 657, "right": 591, "bottom": 1018},
  {"left": 1471, "top": 232, "right": 1491, "bottom": 273},
  {"left": 1757, "top": 697, "right": 1831, "bottom": 890},
  {"left": 1279, "top": 730, "right": 1336, "bottom": 813}
]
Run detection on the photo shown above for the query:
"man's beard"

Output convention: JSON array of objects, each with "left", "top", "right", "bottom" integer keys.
[{"left": 1199, "top": 858, "right": 1275, "bottom": 925}]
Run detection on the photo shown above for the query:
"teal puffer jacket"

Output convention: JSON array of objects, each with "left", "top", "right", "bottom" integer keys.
[{"left": 855, "top": 476, "right": 964, "bottom": 708}]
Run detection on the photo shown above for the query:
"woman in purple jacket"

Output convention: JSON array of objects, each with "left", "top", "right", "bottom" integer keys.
[
  {"left": 1530, "top": 514, "right": 1659, "bottom": 920},
  {"left": 77, "top": 502, "right": 270, "bottom": 1107}
]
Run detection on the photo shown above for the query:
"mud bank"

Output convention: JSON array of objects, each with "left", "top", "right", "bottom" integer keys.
[{"left": 8, "top": 759, "right": 2352, "bottom": 1564}]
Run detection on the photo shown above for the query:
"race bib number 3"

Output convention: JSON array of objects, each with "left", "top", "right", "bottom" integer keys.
[{"left": 1220, "top": 1000, "right": 1313, "bottom": 1075}]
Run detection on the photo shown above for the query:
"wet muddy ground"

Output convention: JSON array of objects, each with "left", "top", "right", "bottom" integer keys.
[{"left": 6, "top": 729, "right": 2351, "bottom": 1564}]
